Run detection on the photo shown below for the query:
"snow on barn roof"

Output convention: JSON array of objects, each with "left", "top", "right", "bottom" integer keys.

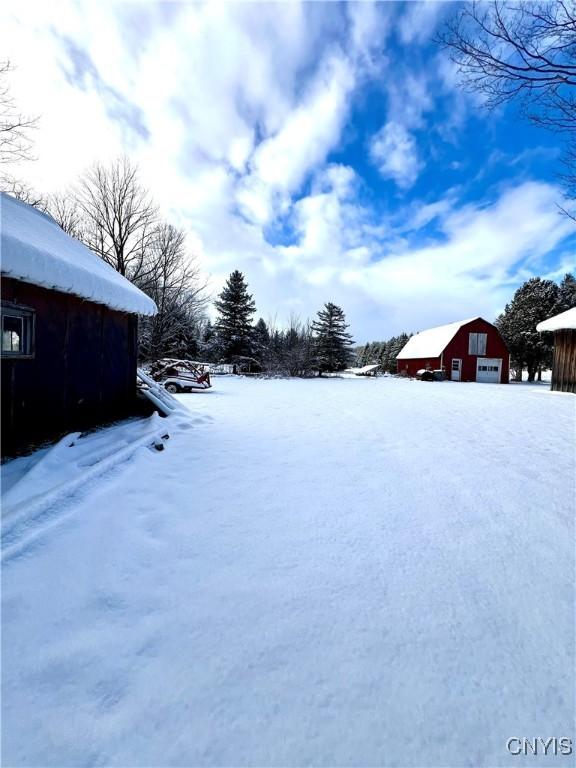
[
  {"left": 536, "top": 307, "right": 576, "bottom": 332},
  {"left": 396, "top": 317, "right": 480, "bottom": 360},
  {"left": 0, "top": 193, "right": 157, "bottom": 315}
]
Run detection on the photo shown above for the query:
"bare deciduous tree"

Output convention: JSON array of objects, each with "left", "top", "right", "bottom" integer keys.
[
  {"left": 45, "top": 192, "right": 84, "bottom": 238},
  {"left": 0, "top": 60, "right": 37, "bottom": 167},
  {"left": 76, "top": 156, "right": 159, "bottom": 279},
  {"left": 136, "top": 222, "right": 209, "bottom": 360},
  {"left": 0, "top": 60, "right": 40, "bottom": 200},
  {"left": 1, "top": 177, "right": 45, "bottom": 208}
]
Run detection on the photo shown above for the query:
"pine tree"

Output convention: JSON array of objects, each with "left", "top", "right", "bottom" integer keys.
[
  {"left": 311, "top": 302, "right": 354, "bottom": 374},
  {"left": 377, "top": 340, "right": 389, "bottom": 372},
  {"left": 496, "top": 277, "right": 559, "bottom": 381},
  {"left": 213, "top": 271, "right": 257, "bottom": 361},
  {"left": 253, "top": 318, "right": 271, "bottom": 364}
]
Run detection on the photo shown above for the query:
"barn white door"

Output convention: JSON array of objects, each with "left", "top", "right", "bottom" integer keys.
[
  {"left": 451, "top": 359, "right": 461, "bottom": 381},
  {"left": 476, "top": 358, "right": 502, "bottom": 383}
]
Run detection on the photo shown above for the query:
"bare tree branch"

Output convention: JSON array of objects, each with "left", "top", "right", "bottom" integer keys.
[
  {"left": 0, "top": 60, "right": 38, "bottom": 167},
  {"left": 75, "top": 156, "right": 159, "bottom": 279},
  {"left": 437, "top": 1, "right": 576, "bottom": 218}
]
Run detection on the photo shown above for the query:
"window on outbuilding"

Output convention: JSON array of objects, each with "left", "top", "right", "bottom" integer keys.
[
  {"left": 1, "top": 303, "right": 35, "bottom": 358},
  {"left": 468, "top": 332, "right": 487, "bottom": 355}
]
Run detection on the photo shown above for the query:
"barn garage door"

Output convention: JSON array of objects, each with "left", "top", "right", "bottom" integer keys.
[{"left": 476, "top": 358, "right": 501, "bottom": 383}]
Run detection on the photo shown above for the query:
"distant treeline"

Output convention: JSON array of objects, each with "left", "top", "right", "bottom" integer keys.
[{"left": 354, "top": 334, "right": 412, "bottom": 374}]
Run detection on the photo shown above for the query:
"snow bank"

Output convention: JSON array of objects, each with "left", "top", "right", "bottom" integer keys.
[
  {"left": 0, "top": 193, "right": 157, "bottom": 315},
  {"left": 396, "top": 317, "right": 478, "bottom": 359},
  {"left": 537, "top": 306, "right": 576, "bottom": 332}
]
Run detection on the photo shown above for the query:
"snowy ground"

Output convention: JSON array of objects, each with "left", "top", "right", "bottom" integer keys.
[{"left": 2, "top": 376, "right": 574, "bottom": 767}]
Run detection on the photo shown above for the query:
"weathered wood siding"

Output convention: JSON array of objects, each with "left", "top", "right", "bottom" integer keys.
[
  {"left": 551, "top": 330, "right": 576, "bottom": 393},
  {"left": 1, "top": 277, "right": 138, "bottom": 456}
]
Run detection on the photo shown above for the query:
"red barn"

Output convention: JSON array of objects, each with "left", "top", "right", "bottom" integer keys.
[{"left": 396, "top": 317, "right": 509, "bottom": 383}]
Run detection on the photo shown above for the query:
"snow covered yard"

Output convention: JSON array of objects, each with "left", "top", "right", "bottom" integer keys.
[{"left": 2, "top": 376, "right": 574, "bottom": 767}]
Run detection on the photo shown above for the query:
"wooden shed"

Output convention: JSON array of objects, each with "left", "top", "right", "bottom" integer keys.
[
  {"left": 1, "top": 193, "right": 157, "bottom": 457},
  {"left": 396, "top": 317, "right": 509, "bottom": 383},
  {"left": 537, "top": 307, "right": 576, "bottom": 394}
]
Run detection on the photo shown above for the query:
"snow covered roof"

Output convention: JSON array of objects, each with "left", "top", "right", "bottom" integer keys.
[
  {"left": 1, "top": 193, "right": 157, "bottom": 315},
  {"left": 396, "top": 317, "right": 480, "bottom": 359},
  {"left": 536, "top": 307, "right": 576, "bottom": 332},
  {"left": 346, "top": 364, "right": 380, "bottom": 375}
]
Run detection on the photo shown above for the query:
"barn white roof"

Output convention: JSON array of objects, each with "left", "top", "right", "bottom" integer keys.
[
  {"left": 536, "top": 307, "right": 576, "bottom": 332},
  {"left": 396, "top": 317, "right": 480, "bottom": 360},
  {"left": 1, "top": 193, "right": 157, "bottom": 316}
]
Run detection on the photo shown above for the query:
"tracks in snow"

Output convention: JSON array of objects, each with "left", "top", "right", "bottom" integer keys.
[{"left": 1, "top": 410, "right": 198, "bottom": 563}]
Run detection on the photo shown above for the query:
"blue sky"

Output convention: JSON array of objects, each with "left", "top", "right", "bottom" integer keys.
[{"left": 1, "top": 1, "right": 574, "bottom": 341}]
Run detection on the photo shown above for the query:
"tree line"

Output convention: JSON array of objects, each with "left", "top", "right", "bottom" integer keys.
[
  {"left": 199, "top": 270, "right": 355, "bottom": 376},
  {"left": 354, "top": 334, "right": 412, "bottom": 374}
]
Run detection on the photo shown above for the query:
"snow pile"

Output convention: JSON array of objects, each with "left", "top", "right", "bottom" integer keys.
[
  {"left": 2, "top": 377, "right": 574, "bottom": 766},
  {"left": 396, "top": 317, "right": 479, "bottom": 359},
  {"left": 0, "top": 193, "right": 157, "bottom": 315},
  {"left": 537, "top": 306, "right": 576, "bottom": 332}
]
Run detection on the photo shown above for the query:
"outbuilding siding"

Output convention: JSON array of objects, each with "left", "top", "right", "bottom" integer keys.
[
  {"left": 550, "top": 329, "right": 576, "bottom": 393},
  {"left": 1, "top": 277, "right": 138, "bottom": 456}
]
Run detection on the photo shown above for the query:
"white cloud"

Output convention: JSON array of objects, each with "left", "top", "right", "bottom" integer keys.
[
  {"left": 398, "top": 1, "right": 446, "bottom": 45},
  {"left": 237, "top": 53, "right": 355, "bottom": 225},
  {"left": 368, "top": 68, "right": 432, "bottom": 190},
  {"left": 347, "top": 1, "right": 392, "bottom": 75},
  {"left": 370, "top": 122, "right": 421, "bottom": 189}
]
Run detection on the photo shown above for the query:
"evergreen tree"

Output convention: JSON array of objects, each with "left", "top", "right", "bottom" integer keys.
[
  {"left": 496, "top": 277, "right": 559, "bottom": 381},
  {"left": 311, "top": 302, "right": 355, "bottom": 374},
  {"left": 253, "top": 318, "right": 271, "bottom": 361},
  {"left": 253, "top": 317, "right": 274, "bottom": 370},
  {"left": 377, "top": 340, "right": 390, "bottom": 372},
  {"left": 372, "top": 342, "right": 384, "bottom": 364},
  {"left": 386, "top": 333, "right": 410, "bottom": 373},
  {"left": 363, "top": 342, "right": 375, "bottom": 364},
  {"left": 354, "top": 345, "right": 366, "bottom": 366},
  {"left": 554, "top": 273, "right": 576, "bottom": 314},
  {"left": 198, "top": 320, "right": 217, "bottom": 362},
  {"left": 213, "top": 270, "right": 257, "bottom": 361}
]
